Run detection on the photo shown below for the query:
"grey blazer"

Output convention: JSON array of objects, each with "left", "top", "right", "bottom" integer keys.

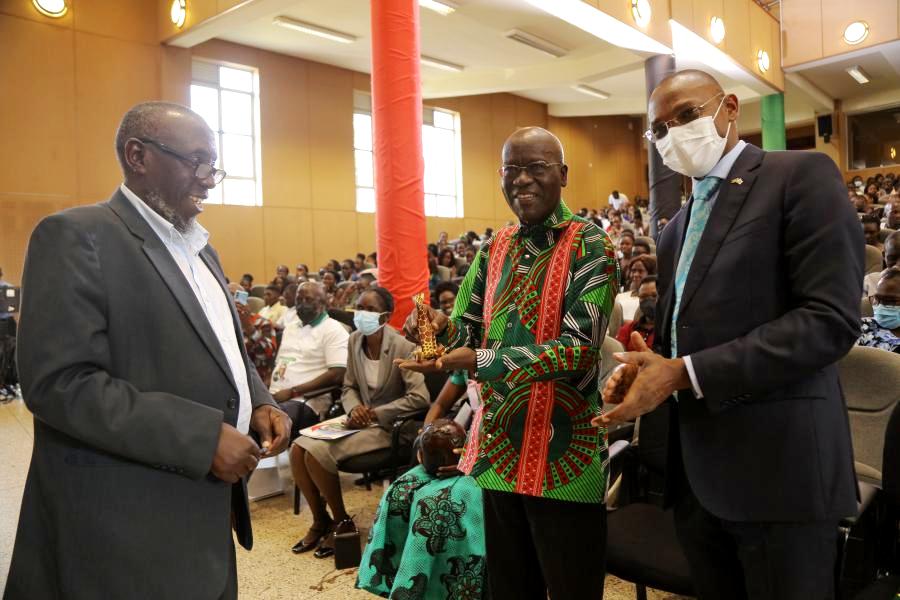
[
  {"left": 341, "top": 327, "right": 429, "bottom": 432},
  {"left": 5, "top": 190, "right": 277, "bottom": 600}
]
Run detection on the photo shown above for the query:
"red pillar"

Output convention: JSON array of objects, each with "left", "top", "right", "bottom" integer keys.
[{"left": 371, "top": 0, "right": 429, "bottom": 328}]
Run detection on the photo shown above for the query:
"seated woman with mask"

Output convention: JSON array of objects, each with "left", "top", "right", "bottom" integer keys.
[
  {"left": 289, "top": 287, "right": 429, "bottom": 558},
  {"left": 356, "top": 418, "right": 487, "bottom": 599},
  {"left": 858, "top": 267, "right": 900, "bottom": 353}
]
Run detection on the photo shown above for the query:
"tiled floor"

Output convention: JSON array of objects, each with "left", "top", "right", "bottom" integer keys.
[{"left": 0, "top": 398, "right": 686, "bottom": 599}]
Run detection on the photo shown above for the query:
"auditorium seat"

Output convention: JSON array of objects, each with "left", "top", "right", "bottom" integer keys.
[
  {"left": 250, "top": 284, "right": 266, "bottom": 299},
  {"left": 864, "top": 245, "right": 883, "bottom": 276},
  {"left": 635, "top": 235, "right": 656, "bottom": 254},
  {"left": 607, "top": 300, "right": 625, "bottom": 338},
  {"left": 861, "top": 296, "right": 874, "bottom": 318},
  {"left": 247, "top": 296, "right": 264, "bottom": 314}
]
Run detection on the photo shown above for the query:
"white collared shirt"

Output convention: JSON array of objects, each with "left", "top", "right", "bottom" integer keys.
[
  {"left": 682, "top": 140, "right": 748, "bottom": 399},
  {"left": 269, "top": 314, "right": 349, "bottom": 394},
  {"left": 120, "top": 184, "right": 252, "bottom": 434}
]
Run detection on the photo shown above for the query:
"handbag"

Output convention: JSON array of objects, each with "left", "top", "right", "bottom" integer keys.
[{"left": 333, "top": 518, "right": 362, "bottom": 569}]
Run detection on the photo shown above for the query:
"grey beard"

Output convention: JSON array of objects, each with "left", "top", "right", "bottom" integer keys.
[{"left": 145, "top": 190, "right": 195, "bottom": 234}]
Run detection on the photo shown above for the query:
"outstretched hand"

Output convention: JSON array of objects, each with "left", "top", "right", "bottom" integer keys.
[{"left": 591, "top": 332, "right": 690, "bottom": 426}]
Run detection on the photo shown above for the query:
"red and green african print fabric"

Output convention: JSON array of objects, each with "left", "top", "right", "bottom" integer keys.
[{"left": 442, "top": 201, "right": 618, "bottom": 504}]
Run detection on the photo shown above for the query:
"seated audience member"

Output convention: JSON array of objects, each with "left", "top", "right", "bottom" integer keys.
[
  {"left": 275, "top": 264, "right": 289, "bottom": 280},
  {"left": 270, "top": 276, "right": 288, "bottom": 293},
  {"left": 334, "top": 272, "right": 376, "bottom": 310},
  {"left": 341, "top": 259, "right": 358, "bottom": 283},
  {"left": 290, "top": 288, "right": 429, "bottom": 558},
  {"left": 614, "top": 254, "right": 657, "bottom": 321},
  {"left": 277, "top": 283, "right": 300, "bottom": 329},
  {"left": 367, "top": 252, "right": 378, "bottom": 267},
  {"left": 320, "top": 270, "right": 340, "bottom": 308},
  {"left": 237, "top": 298, "right": 278, "bottom": 386},
  {"left": 885, "top": 202, "right": 900, "bottom": 230},
  {"left": 436, "top": 231, "right": 449, "bottom": 251},
  {"left": 859, "top": 267, "right": 900, "bottom": 353},
  {"left": 357, "top": 418, "right": 486, "bottom": 600},
  {"left": 866, "top": 183, "right": 881, "bottom": 205},
  {"left": 632, "top": 211, "right": 647, "bottom": 236},
  {"left": 355, "top": 253, "right": 368, "bottom": 272},
  {"left": 863, "top": 214, "right": 884, "bottom": 251},
  {"left": 617, "top": 231, "right": 635, "bottom": 287},
  {"left": 633, "top": 239, "right": 652, "bottom": 257},
  {"left": 482, "top": 227, "right": 493, "bottom": 242},
  {"left": 616, "top": 276, "right": 658, "bottom": 352},
  {"left": 657, "top": 217, "right": 669, "bottom": 233},
  {"left": 606, "top": 211, "right": 624, "bottom": 239},
  {"left": 853, "top": 194, "right": 871, "bottom": 215},
  {"left": 453, "top": 239, "right": 468, "bottom": 257},
  {"left": 240, "top": 273, "right": 254, "bottom": 293},
  {"left": 433, "top": 281, "right": 459, "bottom": 316},
  {"left": 458, "top": 248, "right": 476, "bottom": 277},
  {"left": 864, "top": 231, "right": 899, "bottom": 296},
  {"left": 259, "top": 284, "right": 288, "bottom": 323},
  {"left": 296, "top": 264, "right": 309, "bottom": 282},
  {"left": 427, "top": 255, "right": 443, "bottom": 293},
  {"left": 270, "top": 282, "right": 349, "bottom": 420},
  {"left": 608, "top": 189, "right": 629, "bottom": 211},
  {"left": 438, "top": 248, "right": 458, "bottom": 279}
]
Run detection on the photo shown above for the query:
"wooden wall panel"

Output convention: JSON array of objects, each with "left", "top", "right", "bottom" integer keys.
[
  {"left": 821, "top": 0, "right": 899, "bottom": 59},
  {"left": 311, "top": 209, "right": 358, "bottom": 270},
  {"left": 261, "top": 207, "right": 314, "bottom": 280},
  {"left": 307, "top": 63, "right": 355, "bottom": 212},
  {"left": 0, "top": 195, "right": 69, "bottom": 284},
  {"left": 0, "top": 15, "right": 77, "bottom": 199},
  {"left": 160, "top": 46, "right": 192, "bottom": 104},
  {"left": 0, "top": 0, "right": 75, "bottom": 27},
  {"left": 356, "top": 212, "right": 377, "bottom": 257},
  {"left": 74, "top": 0, "right": 157, "bottom": 45},
  {"left": 200, "top": 204, "right": 265, "bottom": 280},
  {"left": 490, "top": 95, "right": 518, "bottom": 220},
  {"left": 692, "top": 0, "right": 725, "bottom": 47},
  {"left": 781, "top": 0, "right": 823, "bottom": 67},
  {"left": 158, "top": 0, "right": 217, "bottom": 42},
  {"left": 724, "top": 0, "right": 751, "bottom": 72},
  {"left": 74, "top": 31, "right": 161, "bottom": 202},
  {"left": 456, "top": 95, "right": 495, "bottom": 221}
]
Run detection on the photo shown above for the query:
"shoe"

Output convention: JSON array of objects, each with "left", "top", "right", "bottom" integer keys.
[
  {"left": 292, "top": 520, "right": 334, "bottom": 554},
  {"left": 313, "top": 517, "right": 355, "bottom": 559}
]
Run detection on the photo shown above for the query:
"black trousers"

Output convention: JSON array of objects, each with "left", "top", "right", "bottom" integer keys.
[
  {"left": 673, "top": 483, "right": 839, "bottom": 600},
  {"left": 483, "top": 490, "right": 607, "bottom": 600}
]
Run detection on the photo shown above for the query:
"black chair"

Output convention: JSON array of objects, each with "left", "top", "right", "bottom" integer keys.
[{"left": 605, "top": 403, "right": 696, "bottom": 600}]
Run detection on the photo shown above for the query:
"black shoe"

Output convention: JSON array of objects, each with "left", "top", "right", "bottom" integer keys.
[
  {"left": 292, "top": 520, "right": 333, "bottom": 554},
  {"left": 313, "top": 517, "right": 355, "bottom": 559}
]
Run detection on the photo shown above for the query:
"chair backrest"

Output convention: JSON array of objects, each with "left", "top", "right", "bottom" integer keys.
[
  {"left": 607, "top": 299, "right": 625, "bottom": 337},
  {"left": 600, "top": 335, "right": 625, "bottom": 392},
  {"left": 436, "top": 265, "right": 452, "bottom": 282},
  {"left": 883, "top": 400, "right": 900, "bottom": 509},
  {"left": 838, "top": 345, "right": 900, "bottom": 479},
  {"left": 250, "top": 284, "right": 266, "bottom": 299},
  {"left": 864, "top": 245, "right": 883, "bottom": 275},
  {"left": 635, "top": 235, "right": 657, "bottom": 254},
  {"left": 247, "top": 297, "right": 265, "bottom": 314},
  {"left": 454, "top": 257, "right": 467, "bottom": 270},
  {"left": 860, "top": 296, "right": 874, "bottom": 318}
]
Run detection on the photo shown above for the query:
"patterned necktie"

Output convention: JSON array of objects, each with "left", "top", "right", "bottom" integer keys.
[{"left": 670, "top": 176, "right": 722, "bottom": 358}]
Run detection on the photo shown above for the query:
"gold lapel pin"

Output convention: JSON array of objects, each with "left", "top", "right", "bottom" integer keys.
[{"left": 731, "top": 177, "right": 744, "bottom": 185}]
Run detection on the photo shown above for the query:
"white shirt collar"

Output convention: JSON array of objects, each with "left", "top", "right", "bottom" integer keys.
[
  {"left": 119, "top": 183, "right": 209, "bottom": 256},
  {"left": 695, "top": 139, "right": 747, "bottom": 184}
]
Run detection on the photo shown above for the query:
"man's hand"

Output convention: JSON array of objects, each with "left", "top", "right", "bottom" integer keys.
[
  {"left": 401, "top": 304, "right": 449, "bottom": 345},
  {"left": 273, "top": 388, "right": 295, "bottom": 403},
  {"left": 602, "top": 363, "right": 639, "bottom": 406},
  {"left": 346, "top": 405, "right": 377, "bottom": 429},
  {"left": 436, "top": 347, "right": 476, "bottom": 373},
  {"left": 593, "top": 332, "right": 691, "bottom": 426},
  {"left": 211, "top": 423, "right": 261, "bottom": 483},
  {"left": 251, "top": 404, "right": 292, "bottom": 456}
]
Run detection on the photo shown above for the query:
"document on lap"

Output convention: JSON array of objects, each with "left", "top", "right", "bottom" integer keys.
[{"left": 299, "top": 415, "right": 375, "bottom": 440}]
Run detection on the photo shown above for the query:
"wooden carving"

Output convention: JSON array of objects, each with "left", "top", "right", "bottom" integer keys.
[{"left": 413, "top": 292, "right": 445, "bottom": 361}]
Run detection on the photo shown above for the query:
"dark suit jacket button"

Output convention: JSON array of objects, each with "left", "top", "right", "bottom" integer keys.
[{"left": 227, "top": 398, "right": 237, "bottom": 409}]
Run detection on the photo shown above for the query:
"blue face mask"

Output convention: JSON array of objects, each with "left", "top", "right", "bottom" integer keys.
[
  {"left": 354, "top": 310, "right": 385, "bottom": 335},
  {"left": 874, "top": 304, "right": 900, "bottom": 330}
]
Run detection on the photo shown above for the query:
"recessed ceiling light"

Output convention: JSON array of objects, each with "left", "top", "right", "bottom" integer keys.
[
  {"left": 757, "top": 49, "right": 770, "bottom": 73},
  {"left": 709, "top": 16, "right": 726, "bottom": 44},
  {"left": 170, "top": 0, "right": 186, "bottom": 28},
  {"left": 504, "top": 29, "right": 568, "bottom": 58},
  {"left": 891, "top": 147, "right": 897, "bottom": 160},
  {"left": 419, "top": 0, "right": 457, "bottom": 16},
  {"left": 32, "top": 0, "right": 67, "bottom": 18},
  {"left": 631, "top": 0, "right": 651, "bottom": 28},
  {"left": 573, "top": 84, "right": 610, "bottom": 100},
  {"left": 843, "top": 21, "right": 869, "bottom": 45},
  {"left": 846, "top": 65, "right": 870, "bottom": 84},
  {"left": 272, "top": 16, "right": 357, "bottom": 44},
  {"left": 421, "top": 55, "right": 464, "bottom": 72}
]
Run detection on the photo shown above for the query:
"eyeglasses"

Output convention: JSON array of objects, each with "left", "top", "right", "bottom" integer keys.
[
  {"left": 644, "top": 92, "right": 725, "bottom": 142},
  {"left": 499, "top": 161, "right": 562, "bottom": 180},
  {"left": 870, "top": 294, "right": 900, "bottom": 307},
  {"left": 139, "top": 138, "right": 226, "bottom": 184}
]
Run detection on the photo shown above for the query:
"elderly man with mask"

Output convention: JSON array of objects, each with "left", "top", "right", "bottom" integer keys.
[
  {"left": 597, "top": 70, "right": 863, "bottom": 600},
  {"left": 6, "top": 102, "right": 291, "bottom": 599},
  {"left": 401, "top": 127, "right": 618, "bottom": 599}
]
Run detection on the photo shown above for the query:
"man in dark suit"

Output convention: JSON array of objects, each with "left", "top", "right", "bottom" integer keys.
[
  {"left": 597, "top": 70, "right": 863, "bottom": 599},
  {"left": 4, "top": 102, "right": 291, "bottom": 600}
]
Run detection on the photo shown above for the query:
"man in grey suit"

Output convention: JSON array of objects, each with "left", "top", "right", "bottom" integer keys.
[
  {"left": 598, "top": 70, "right": 862, "bottom": 599},
  {"left": 4, "top": 102, "right": 291, "bottom": 600}
]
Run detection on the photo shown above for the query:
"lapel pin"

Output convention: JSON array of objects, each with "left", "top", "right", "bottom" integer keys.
[{"left": 730, "top": 177, "right": 744, "bottom": 185}]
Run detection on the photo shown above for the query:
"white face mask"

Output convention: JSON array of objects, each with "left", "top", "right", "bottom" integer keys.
[{"left": 655, "top": 97, "right": 730, "bottom": 178}]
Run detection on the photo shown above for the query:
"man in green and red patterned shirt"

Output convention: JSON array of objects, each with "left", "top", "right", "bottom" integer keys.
[{"left": 401, "top": 127, "right": 618, "bottom": 598}]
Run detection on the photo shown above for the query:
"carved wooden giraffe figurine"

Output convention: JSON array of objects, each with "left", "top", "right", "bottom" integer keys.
[{"left": 412, "top": 293, "right": 445, "bottom": 361}]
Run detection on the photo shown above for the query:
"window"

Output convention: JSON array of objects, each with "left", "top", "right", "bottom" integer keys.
[
  {"left": 352, "top": 94, "right": 463, "bottom": 217},
  {"left": 848, "top": 106, "right": 900, "bottom": 170},
  {"left": 190, "top": 60, "right": 262, "bottom": 206}
]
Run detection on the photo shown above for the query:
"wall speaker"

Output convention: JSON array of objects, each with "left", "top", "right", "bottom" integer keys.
[{"left": 817, "top": 114, "right": 833, "bottom": 143}]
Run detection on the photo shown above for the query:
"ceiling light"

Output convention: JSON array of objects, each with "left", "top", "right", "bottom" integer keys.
[
  {"left": 709, "top": 16, "right": 726, "bottom": 44},
  {"left": 272, "top": 16, "right": 357, "bottom": 44},
  {"left": 32, "top": 0, "right": 67, "bottom": 18},
  {"left": 421, "top": 55, "right": 465, "bottom": 72},
  {"left": 522, "top": 0, "right": 671, "bottom": 54},
  {"left": 419, "top": 0, "right": 457, "bottom": 16},
  {"left": 573, "top": 84, "right": 610, "bottom": 99},
  {"left": 170, "top": 0, "right": 186, "bottom": 28},
  {"left": 631, "top": 0, "right": 651, "bottom": 28},
  {"left": 843, "top": 21, "right": 869, "bottom": 45},
  {"left": 504, "top": 29, "right": 568, "bottom": 58},
  {"left": 891, "top": 147, "right": 897, "bottom": 160},
  {"left": 757, "top": 49, "right": 770, "bottom": 73},
  {"left": 846, "top": 65, "right": 870, "bottom": 84}
]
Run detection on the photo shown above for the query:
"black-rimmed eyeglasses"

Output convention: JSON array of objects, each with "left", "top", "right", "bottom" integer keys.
[
  {"left": 499, "top": 161, "right": 563, "bottom": 180},
  {"left": 644, "top": 92, "right": 724, "bottom": 142},
  {"left": 139, "top": 138, "right": 226, "bottom": 184}
]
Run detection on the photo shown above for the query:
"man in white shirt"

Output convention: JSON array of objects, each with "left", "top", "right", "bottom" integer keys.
[
  {"left": 608, "top": 189, "right": 629, "bottom": 210},
  {"left": 270, "top": 282, "right": 349, "bottom": 419}
]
